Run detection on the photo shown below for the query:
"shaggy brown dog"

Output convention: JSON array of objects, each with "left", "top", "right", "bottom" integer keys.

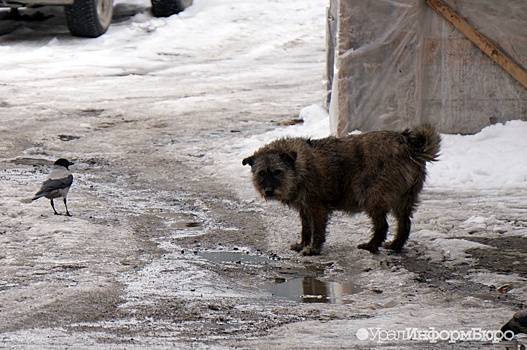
[{"left": 242, "top": 125, "right": 440, "bottom": 255}]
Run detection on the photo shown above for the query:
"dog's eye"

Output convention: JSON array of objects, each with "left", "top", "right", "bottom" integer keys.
[
  {"left": 273, "top": 170, "right": 281, "bottom": 176},
  {"left": 258, "top": 170, "right": 266, "bottom": 177}
]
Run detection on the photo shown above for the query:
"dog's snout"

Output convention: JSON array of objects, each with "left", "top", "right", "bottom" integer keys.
[{"left": 264, "top": 188, "right": 275, "bottom": 197}]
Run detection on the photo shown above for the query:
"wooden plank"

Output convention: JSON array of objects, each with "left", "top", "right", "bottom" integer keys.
[{"left": 427, "top": 0, "right": 527, "bottom": 90}]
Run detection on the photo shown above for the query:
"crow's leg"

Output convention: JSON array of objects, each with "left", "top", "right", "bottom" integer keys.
[
  {"left": 64, "top": 198, "right": 71, "bottom": 217},
  {"left": 50, "top": 199, "right": 60, "bottom": 215}
]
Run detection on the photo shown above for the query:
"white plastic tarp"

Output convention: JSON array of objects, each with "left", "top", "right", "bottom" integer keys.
[{"left": 326, "top": 0, "right": 527, "bottom": 135}]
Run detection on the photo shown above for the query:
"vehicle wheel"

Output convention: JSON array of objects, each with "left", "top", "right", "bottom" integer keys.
[
  {"left": 64, "top": 0, "right": 113, "bottom": 38},
  {"left": 151, "top": 0, "right": 192, "bottom": 18}
]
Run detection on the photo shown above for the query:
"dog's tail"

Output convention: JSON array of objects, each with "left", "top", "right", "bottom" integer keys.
[{"left": 404, "top": 124, "right": 441, "bottom": 163}]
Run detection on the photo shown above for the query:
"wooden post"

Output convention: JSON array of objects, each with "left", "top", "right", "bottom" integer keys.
[{"left": 427, "top": 0, "right": 527, "bottom": 90}]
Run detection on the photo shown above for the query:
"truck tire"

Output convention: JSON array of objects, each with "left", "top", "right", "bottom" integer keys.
[
  {"left": 64, "top": 0, "right": 113, "bottom": 38},
  {"left": 151, "top": 0, "right": 192, "bottom": 18}
]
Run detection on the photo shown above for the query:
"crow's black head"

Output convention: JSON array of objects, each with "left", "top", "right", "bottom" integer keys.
[{"left": 54, "top": 158, "right": 74, "bottom": 169}]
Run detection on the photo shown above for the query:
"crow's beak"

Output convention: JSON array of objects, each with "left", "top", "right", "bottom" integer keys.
[{"left": 69, "top": 161, "right": 75, "bottom": 166}]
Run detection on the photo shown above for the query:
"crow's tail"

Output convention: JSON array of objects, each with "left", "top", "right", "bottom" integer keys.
[{"left": 32, "top": 191, "right": 46, "bottom": 201}]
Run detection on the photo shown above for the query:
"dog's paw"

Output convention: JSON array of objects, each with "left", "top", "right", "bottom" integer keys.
[
  {"left": 357, "top": 242, "right": 380, "bottom": 254},
  {"left": 383, "top": 241, "right": 404, "bottom": 251},
  {"left": 300, "top": 247, "right": 320, "bottom": 256},
  {"left": 290, "top": 242, "right": 304, "bottom": 252}
]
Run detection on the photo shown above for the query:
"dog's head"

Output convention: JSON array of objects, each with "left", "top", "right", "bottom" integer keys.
[{"left": 243, "top": 149, "right": 297, "bottom": 201}]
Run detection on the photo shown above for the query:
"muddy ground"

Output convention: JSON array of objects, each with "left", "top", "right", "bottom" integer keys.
[
  {"left": 1, "top": 1, "right": 526, "bottom": 349},
  {"left": 2, "top": 103, "right": 526, "bottom": 349}
]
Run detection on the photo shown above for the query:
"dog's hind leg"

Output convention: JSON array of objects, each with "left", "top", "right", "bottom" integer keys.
[
  {"left": 384, "top": 184, "right": 421, "bottom": 251},
  {"left": 384, "top": 211, "right": 411, "bottom": 251},
  {"left": 358, "top": 210, "right": 388, "bottom": 253}
]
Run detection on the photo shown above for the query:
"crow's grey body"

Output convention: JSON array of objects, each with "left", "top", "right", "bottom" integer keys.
[{"left": 32, "top": 159, "right": 74, "bottom": 216}]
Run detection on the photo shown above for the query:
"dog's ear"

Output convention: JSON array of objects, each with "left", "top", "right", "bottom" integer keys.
[
  {"left": 242, "top": 156, "right": 255, "bottom": 167},
  {"left": 280, "top": 151, "right": 297, "bottom": 165}
]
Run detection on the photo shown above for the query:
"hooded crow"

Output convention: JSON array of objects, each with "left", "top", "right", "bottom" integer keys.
[{"left": 32, "top": 158, "right": 74, "bottom": 216}]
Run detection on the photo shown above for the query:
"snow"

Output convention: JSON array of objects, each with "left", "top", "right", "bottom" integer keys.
[
  {"left": 1, "top": 0, "right": 526, "bottom": 348},
  {"left": 428, "top": 120, "right": 527, "bottom": 190}
]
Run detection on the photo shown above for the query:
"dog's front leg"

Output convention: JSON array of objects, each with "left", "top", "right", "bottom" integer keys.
[
  {"left": 291, "top": 208, "right": 313, "bottom": 252},
  {"left": 300, "top": 205, "right": 329, "bottom": 256}
]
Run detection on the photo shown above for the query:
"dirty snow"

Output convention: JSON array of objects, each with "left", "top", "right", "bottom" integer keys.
[{"left": 1, "top": 0, "right": 526, "bottom": 349}]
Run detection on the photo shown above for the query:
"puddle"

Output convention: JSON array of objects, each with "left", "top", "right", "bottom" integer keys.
[
  {"left": 197, "top": 251, "right": 361, "bottom": 304},
  {"left": 261, "top": 277, "right": 362, "bottom": 304},
  {"left": 156, "top": 212, "right": 203, "bottom": 230},
  {"left": 198, "top": 251, "right": 272, "bottom": 265}
]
